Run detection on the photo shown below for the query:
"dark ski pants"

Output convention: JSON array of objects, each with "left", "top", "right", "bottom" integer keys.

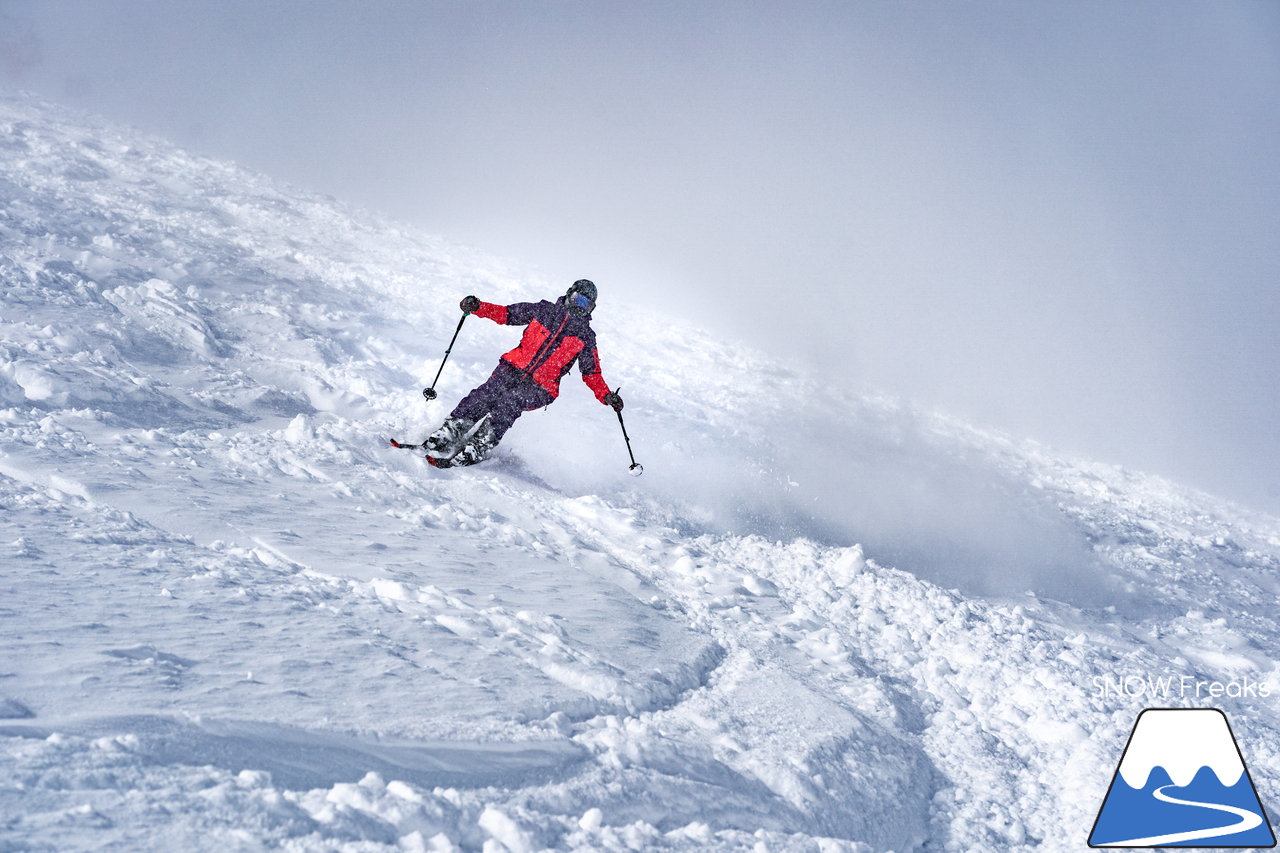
[{"left": 450, "top": 361, "right": 554, "bottom": 444}]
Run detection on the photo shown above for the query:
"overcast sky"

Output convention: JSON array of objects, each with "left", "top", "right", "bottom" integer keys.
[{"left": 3, "top": 0, "right": 1278, "bottom": 513}]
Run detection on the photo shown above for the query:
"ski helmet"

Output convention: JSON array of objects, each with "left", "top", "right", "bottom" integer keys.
[{"left": 566, "top": 279, "right": 597, "bottom": 315}]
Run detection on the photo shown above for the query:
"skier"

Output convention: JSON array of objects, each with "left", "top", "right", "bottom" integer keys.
[{"left": 422, "top": 279, "right": 624, "bottom": 467}]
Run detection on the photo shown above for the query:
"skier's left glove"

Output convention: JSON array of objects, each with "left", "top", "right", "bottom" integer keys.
[
  {"left": 603, "top": 391, "right": 624, "bottom": 412},
  {"left": 460, "top": 295, "right": 481, "bottom": 314}
]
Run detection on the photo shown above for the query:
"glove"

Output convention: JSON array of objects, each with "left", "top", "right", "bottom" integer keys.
[
  {"left": 460, "top": 295, "right": 481, "bottom": 314},
  {"left": 603, "top": 391, "right": 624, "bottom": 412}
]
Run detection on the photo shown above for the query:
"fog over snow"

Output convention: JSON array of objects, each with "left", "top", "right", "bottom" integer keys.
[{"left": 2, "top": 0, "right": 1278, "bottom": 513}]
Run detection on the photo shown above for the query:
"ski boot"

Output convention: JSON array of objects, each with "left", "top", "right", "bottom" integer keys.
[
  {"left": 423, "top": 417, "right": 474, "bottom": 458},
  {"left": 449, "top": 421, "right": 497, "bottom": 467}
]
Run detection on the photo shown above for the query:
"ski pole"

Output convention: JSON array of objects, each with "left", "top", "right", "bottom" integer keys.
[
  {"left": 422, "top": 311, "right": 469, "bottom": 401},
  {"left": 611, "top": 387, "right": 643, "bottom": 476}
]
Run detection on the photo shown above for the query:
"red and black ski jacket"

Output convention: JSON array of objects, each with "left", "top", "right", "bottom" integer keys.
[{"left": 472, "top": 297, "right": 613, "bottom": 402}]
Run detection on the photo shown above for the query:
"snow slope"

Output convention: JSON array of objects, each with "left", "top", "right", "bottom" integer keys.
[{"left": 2, "top": 92, "right": 1279, "bottom": 851}]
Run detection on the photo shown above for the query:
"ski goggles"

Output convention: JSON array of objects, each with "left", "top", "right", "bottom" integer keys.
[{"left": 570, "top": 293, "right": 594, "bottom": 310}]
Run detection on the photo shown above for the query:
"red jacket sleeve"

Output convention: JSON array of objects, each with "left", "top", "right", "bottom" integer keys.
[
  {"left": 474, "top": 301, "right": 508, "bottom": 324},
  {"left": 582, "top": 372, "right": 610, "bottom": 403},
  {"left": 579, "top": 346, "right": 611, "bottom": 403},
  {"left": 475, "top": 300, "right": 543, "bottom": 326}
]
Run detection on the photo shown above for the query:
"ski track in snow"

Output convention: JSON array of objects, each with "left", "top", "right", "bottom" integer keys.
[{"left": 2, "top": 92, "right": 1280, "bottom": 851}]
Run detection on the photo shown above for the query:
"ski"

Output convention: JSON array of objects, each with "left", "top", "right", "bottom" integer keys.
[{"left": 388, "top": 437, "right": 468, "bottom": 468}]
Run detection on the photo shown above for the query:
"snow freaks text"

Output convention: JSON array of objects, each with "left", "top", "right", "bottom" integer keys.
[{"left": 1094, "top": 674, "right": 1274, "bottom": 701}]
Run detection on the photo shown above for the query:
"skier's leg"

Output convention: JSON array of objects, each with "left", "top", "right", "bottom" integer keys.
[
  {"left": 449, "top": 397, "right": 522, "bottom": 466},
  {"left": 451, "top": 381, "right": 552, "bottom": 466},
  {"left": 447, "top": 364, "right": 512, "bottom": 422},
  {"left": 425, "top": 363, "right": 513, "bottom": 454}
]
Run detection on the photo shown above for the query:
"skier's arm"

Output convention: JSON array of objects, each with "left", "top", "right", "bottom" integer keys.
[
  {"left": 461, "top": 297, "right": 538, "bottom": 326},
  {"left": 578, "top": 346, "right": 617, "bottom": 406}
]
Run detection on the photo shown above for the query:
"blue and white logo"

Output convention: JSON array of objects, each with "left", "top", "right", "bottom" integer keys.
[{"left": 1090, "top": 708, "right": 1276, "bottom": 848}]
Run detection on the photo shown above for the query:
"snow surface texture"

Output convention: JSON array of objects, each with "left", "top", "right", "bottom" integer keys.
[{"left": 2, "top": 92, "right": 1279, "bottom": 851}]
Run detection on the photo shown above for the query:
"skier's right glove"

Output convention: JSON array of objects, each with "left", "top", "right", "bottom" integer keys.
[
  {"left": 460, "top": 295, "right": 481, "bottom": 314},
  {"left": 603, "top": 391, "right": 624, "bottom": 412}
]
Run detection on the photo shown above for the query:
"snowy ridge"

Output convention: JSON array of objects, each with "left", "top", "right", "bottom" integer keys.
[{"left": 3, "top": 92, "right": 1280, "bottom": 851}]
